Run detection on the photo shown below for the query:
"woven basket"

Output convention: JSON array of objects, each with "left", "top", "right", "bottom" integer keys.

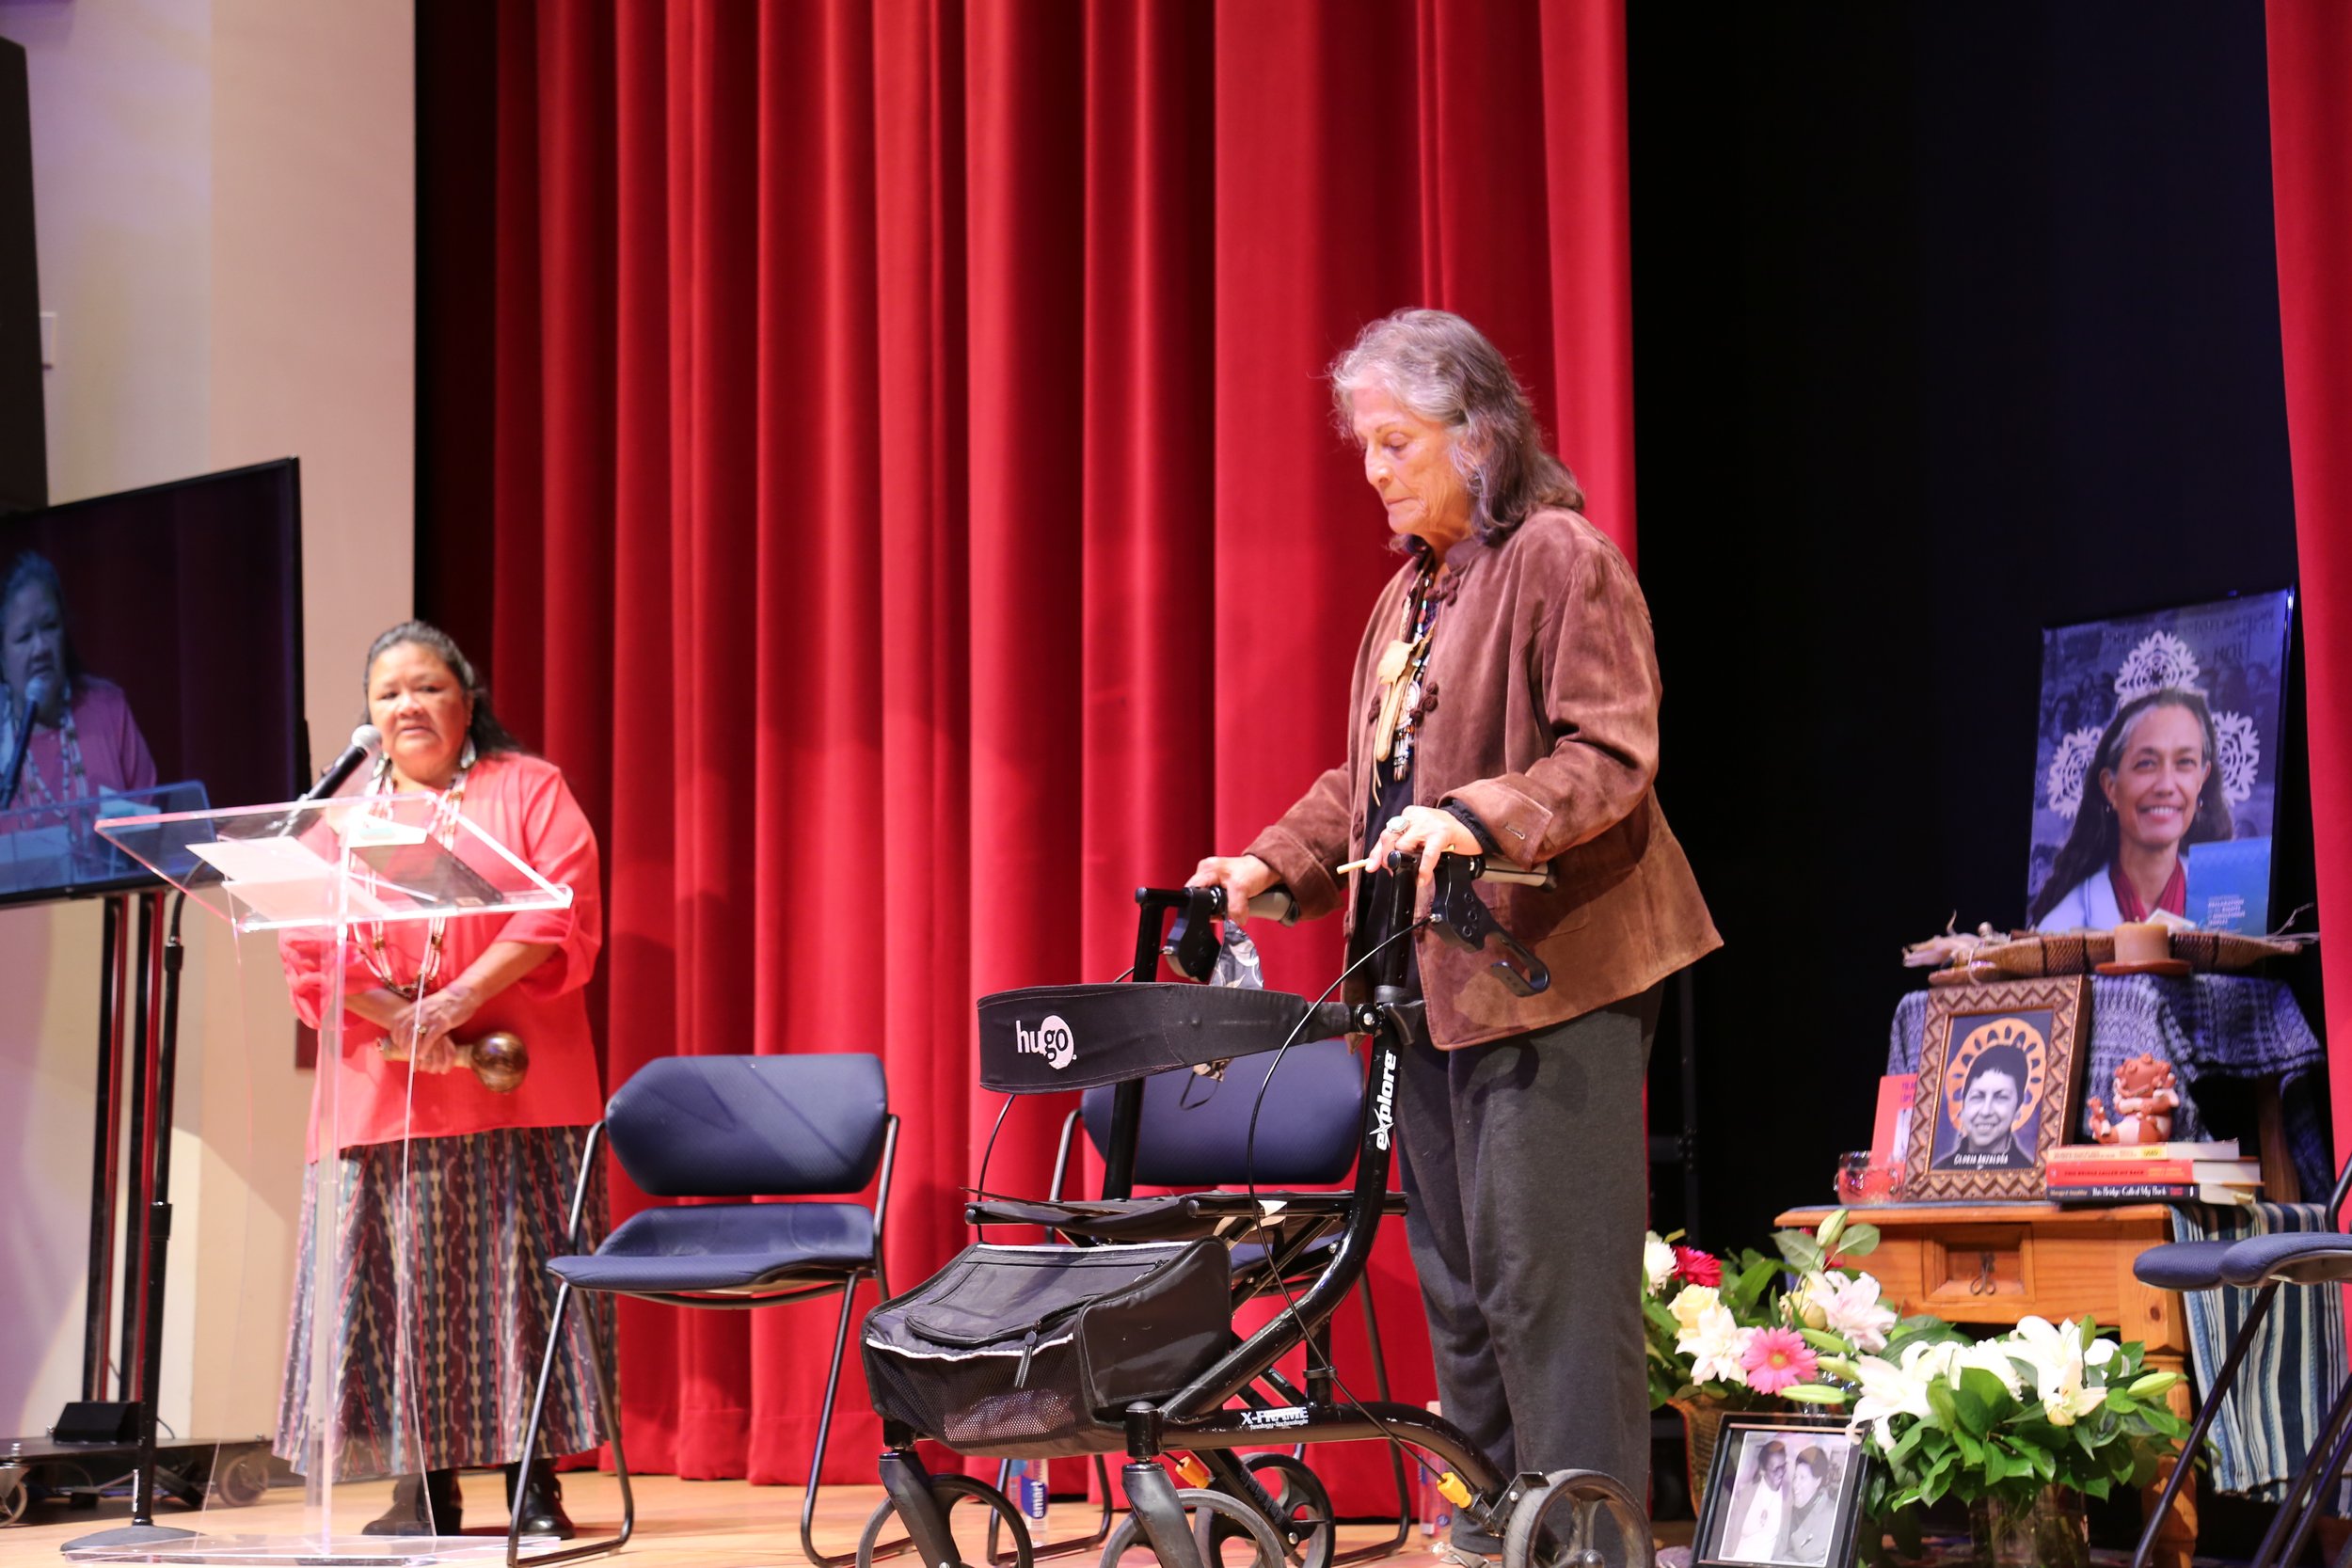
[{"left": 1984, "top": 932, "right": 2115, "bottom": 977}]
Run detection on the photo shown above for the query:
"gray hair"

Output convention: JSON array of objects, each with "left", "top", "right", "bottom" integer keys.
[
  {"left": 361, "top": 619, "right": 528, "bottom": 756},
  {"left": 1328, "top": 309, "right": 1584, "bottom": 546}
]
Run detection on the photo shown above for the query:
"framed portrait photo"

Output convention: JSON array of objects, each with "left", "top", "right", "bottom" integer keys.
[
  {"left": 1902, "top": 976, "right": 2089, "bottom": 1202},
  {"left": 1694, "top": 1413, "right": 1870, "bottom": 1568}
]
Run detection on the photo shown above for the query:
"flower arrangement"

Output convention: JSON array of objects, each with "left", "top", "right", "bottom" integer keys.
[
  {"left": 1643, "top": 1210, "right": 1908, "bottom": 1411},
  {"left": 1844, "top": 1315, "right": 2187, "bottom": 1560}
]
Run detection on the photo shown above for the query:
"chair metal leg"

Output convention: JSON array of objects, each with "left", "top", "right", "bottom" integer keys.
[
  {"left": 2250, "top": 1364, "right": 2352, "bottom": 1568},
  {"left": 508, "top": 1281, "right": 634, "bottom": 1568},
  {"left": 2131, "top": 1280, "right": 2279, "bottom": 1568},
  {"left": 804, "top": 1273, "right": 913, "bottom": 1568},
  {"left": 1329, "top": 1271, "right": 1412, "bottom": 1567}
]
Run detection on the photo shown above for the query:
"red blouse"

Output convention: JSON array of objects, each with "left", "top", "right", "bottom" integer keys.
[{"left": 278, "top": 752, "right": 607, "bottom": 1159}]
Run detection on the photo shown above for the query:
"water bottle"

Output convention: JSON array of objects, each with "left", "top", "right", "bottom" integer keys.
[
  {"left": 1418, "top": 1402, "right": 1452, "bottom": 1544},
  {"left": 1006, "top": 1457, "right": 1051, "bottom": 1545}
]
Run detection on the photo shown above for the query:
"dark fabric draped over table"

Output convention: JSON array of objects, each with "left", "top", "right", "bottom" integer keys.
[{"left": 419, "top": 0, "right": 1636, "bottom": 1504}]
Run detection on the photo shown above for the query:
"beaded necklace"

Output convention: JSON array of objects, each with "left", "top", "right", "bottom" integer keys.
[
  {"left": 357, "top": 742, "right": 475, "bottom": 1001},
  {"left": 1371, "top": 563, "right": 1440, "bottom": 783}
]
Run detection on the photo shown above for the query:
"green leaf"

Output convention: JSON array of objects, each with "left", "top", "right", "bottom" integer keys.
[
  {"left": 1840, "top": 1220, "right": 1883, "bottom": 1257},
  {"left": 1959, "top": 1368, "right": 2013, "bottom": 1423},
  {"left": 2105, "top": 1389, "right": 2139, "bottom": 1416},
  {"left": 1773, "top": 1231, "right": 1826, "bottom": 1275},
  {"left": 1927, "top": 1377, "right": 1961, "bottom": 1431}
]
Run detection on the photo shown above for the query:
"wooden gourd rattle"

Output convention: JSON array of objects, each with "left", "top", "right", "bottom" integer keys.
[{"left": 380, "top": 1029, "right": 530, "bottom": 1092}]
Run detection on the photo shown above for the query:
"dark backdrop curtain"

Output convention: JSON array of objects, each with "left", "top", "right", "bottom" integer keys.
[
  {"left": 417, "top": 0, "right": 1635, "bottom": 1504},
  {"left": 2265, "top": 1, "right": 2352, "bottom": 1192}
]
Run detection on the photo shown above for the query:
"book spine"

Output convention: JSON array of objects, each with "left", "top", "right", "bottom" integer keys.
[
  {"left": 2047, "top": 1182, "right": 2246, "bottom": 1202},
  {"left": 2046, "top": 1161, "right": 2257, "bottom": 1185},
  {"left": 2049, "top": 1144, "right": 2237, "bottom": 1163}
]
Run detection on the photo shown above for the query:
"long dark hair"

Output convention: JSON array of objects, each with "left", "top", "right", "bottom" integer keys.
[
  {"left": 2026, "top": 687, "right": 2232, "bottom": 927},
  {"left": 360, "top": 620, "right": 528, "bottom": 757},
  {"left": 2, "top": 550, "right": 87, "bottom": 699},
  {"left": 1327, "top": 309, "right": 1585, "bottom": 551}
]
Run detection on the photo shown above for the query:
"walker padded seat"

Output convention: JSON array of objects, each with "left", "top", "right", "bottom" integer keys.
[
  {"left": 1079, "top": 1037, "right": 1364, "bottom": 1187},
  {"left": 551, "top": 1202, "right": 878, "bottom": 1295},
  {"left": 2132, "top": 1239, "right": 2238, "bottom": 1292},
  {"left": 2219, "top": 1231, "right": 2352, "bottom": 1288}
]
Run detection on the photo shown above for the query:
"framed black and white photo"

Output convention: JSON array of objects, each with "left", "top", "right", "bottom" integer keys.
[
  {"left": 1695, "top": 1413, "right": 1871, "bottom": 1568},
  {"left": 1902, "top": 975, "right": 2088, "bottom": 1202}
]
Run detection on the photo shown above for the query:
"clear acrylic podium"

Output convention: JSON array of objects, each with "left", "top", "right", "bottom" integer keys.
[{"left": 74, "top": 794, "right": 575, "bottom": 1565}]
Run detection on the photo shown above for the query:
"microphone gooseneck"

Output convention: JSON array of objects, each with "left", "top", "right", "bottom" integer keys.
[
  {"left": 301, "top": 723, "right": 385, "bottom": 802},
  {"left": 0, "top": 673, "right": 57, "bottom": 813}
]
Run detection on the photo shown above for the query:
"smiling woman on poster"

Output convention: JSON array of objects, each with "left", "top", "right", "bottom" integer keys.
[{"left": 2027, "top": 687, "right": 2232, "bottom": 929}]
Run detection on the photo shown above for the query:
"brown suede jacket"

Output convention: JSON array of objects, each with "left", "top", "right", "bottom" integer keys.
[{"left": 1244, "top": 509, "right": 1721, "bottom": 1047}]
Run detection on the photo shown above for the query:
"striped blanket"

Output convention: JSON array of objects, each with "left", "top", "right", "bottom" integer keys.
[{"left": 2169, "top": 1201, "right": 2345, "bottom": 1500}]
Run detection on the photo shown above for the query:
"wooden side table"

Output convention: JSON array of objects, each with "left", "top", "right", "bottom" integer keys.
[{"left": 1778, "top": 1203, "right": 2195, "bottom": 1568}]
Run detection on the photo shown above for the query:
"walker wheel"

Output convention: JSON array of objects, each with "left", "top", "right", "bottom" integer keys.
[
  {"left": 1099, "top": 1486, "right": 1284, "bottom": 1568},
  {"left": 858, "top": 1474, "right": 1034, "bottom": 1568},
  {"left": 210, "top": 1447, "right": 272, "bottom": 1508},
  {"left": 1502, "top": 1469, "right": 1651, "bottom": 1568},
  {"left": 1199, "top": 1455, "right": 1333, "bottom": 1568}
]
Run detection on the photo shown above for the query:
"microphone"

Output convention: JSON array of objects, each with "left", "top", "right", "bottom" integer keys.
[
  {"left": 302, "top": 724, "right": 384, "bottom": 802},
  {"left": 0, "top": 673, "right": 56, "bottom": 813}
]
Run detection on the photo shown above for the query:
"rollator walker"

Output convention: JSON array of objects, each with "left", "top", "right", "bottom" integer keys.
[{"left": 856, "top": 851, "right": 1653, "bottom": 1568}]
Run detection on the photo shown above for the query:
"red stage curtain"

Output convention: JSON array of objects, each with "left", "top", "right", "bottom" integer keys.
[
  {"left": 2266, "top": 3, "right": 2352, "bottom": 1201},
  {"left": 457, "top": 0, "right": 1633, "bottom": 1504}
]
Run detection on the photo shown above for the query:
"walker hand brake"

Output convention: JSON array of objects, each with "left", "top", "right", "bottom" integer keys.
[{"left": 1425, "top": 853, "right": 1551, "bottom": 996}]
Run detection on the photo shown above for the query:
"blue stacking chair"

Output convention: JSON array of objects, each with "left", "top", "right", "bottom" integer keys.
[
  {"left": 511, "top": 1053, "right": 900, "bottom": 1568},
  {"left": 2128, "top": 1155, "right": 2352, "bottom": 1568},
  {"left": 1036, "top": 1038, "right": 1413, "bottom": 1566}
]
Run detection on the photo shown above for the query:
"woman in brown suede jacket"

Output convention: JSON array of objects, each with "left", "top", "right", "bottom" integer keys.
[{"left": 1190, "top": 309, "right": 1719, "bottom": 1551}]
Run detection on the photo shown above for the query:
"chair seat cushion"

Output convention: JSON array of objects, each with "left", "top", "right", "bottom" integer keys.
[
  {"left": 550, "top": 1201, "right": 876, "bottom": 1294},
  {"left": 2133, "top": 1239, "right": 2238, "bottom": 1291},
  {"left": 2218, "top": 1231, "right": 2352, "bottom": 1288}
]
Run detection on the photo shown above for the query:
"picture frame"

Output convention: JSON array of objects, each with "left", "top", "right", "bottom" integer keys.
[
  {"left": 1903, "top": 975, "right": 2090, "bottom": 1202},
  {"left": 1694, "top": 1411, "right": 1872, "bottom": 1568}
]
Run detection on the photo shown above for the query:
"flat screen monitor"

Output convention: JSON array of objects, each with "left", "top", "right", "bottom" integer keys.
[{"left": 0, "top": 459, "right": 304, "bottom": 907}]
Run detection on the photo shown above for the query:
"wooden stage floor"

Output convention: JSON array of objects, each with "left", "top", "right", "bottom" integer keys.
[{"left": 0, "top": 1473, "right": 1459, "bottom": 1568}]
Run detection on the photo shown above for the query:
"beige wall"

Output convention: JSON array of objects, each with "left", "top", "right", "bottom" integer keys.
[{"left": 0, "top": 0, "right": 413, "bottom": 1443}]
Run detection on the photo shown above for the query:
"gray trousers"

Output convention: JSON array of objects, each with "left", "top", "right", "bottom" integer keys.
[{"left": 1396, "top": 986, "right": 1661, "bottom": 1506}]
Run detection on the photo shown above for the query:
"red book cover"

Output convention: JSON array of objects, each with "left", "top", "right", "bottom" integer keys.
[{"left": 1870, "top": 1074, "right": 1916, "bottom": 1168}]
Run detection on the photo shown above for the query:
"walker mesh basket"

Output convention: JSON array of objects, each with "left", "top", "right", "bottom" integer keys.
[{"left": 862, "top": 1239, "right": 1232, "bottom": 1457}]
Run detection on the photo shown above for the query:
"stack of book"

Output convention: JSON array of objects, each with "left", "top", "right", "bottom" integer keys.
[{"left": 2044, "top": 1141, "right": 2261, "bottom": 1205}]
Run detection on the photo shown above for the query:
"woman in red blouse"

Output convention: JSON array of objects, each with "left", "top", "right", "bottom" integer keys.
[{"left": 276, "top": 621, "right": 609, "bottom": 1540}]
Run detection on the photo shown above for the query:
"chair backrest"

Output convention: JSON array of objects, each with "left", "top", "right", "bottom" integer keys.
[
  {"left": 1080, "top": 1037, "right": 1363, "bottom": 1188},
  {"left": 606, "top": 1053, "right": 888, "bottom": 1198}
]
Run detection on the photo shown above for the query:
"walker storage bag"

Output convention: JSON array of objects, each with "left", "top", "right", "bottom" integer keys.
[{"left": 862, "top": 1238, "right": 1232, "bottom": 1456}]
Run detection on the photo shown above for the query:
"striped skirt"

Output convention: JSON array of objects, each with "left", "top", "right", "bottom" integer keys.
[{"left": 275, "top": 1125, "right": 615, "bottom": 1479}]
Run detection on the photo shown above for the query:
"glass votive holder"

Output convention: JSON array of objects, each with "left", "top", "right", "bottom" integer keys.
[{"left": 1836, "top": 1151, "right": 1905, "bottom": 1207}]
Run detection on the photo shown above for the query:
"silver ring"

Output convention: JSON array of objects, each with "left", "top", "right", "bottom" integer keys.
[{"left": 1386, "top": 815, "right": 1408, "bottom": 832}]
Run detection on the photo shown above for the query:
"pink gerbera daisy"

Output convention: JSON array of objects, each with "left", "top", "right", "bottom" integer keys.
[
  {"left": 1674, "top": 1246, "right": 1722, "bottom": 1288},
  {"left": 1740, "top": 1326, "right": 1819, "bottom": 1395}
]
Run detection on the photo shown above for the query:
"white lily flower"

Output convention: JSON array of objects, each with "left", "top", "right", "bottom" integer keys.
[
  {"left": 1678, "top": 1303, "right": 1751, "bottom": 1387},
  {"left": 2008, "top": 1317, "right": 2106, "bottom": 1426},
  {"left": 1798, "top": 1271, "right": 1899, "bottom": 1353},
  {"left": 1849, "top": 1339, "right": 1954, "bottom": 1449}
]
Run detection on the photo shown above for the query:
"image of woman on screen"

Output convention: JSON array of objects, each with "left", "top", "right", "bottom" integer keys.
[
  {"left": 273, "top": 620, "right": 609, "bottom": 1541},
  {"left": 2026, "top": 686, "right": 2230, "bottom": 929},
  {"left": 0, "top": 550, "right": 157, "bottom": 811},
  {"left": 1931, "top": 1042, "right": 2035, "bottom": 1171}
]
